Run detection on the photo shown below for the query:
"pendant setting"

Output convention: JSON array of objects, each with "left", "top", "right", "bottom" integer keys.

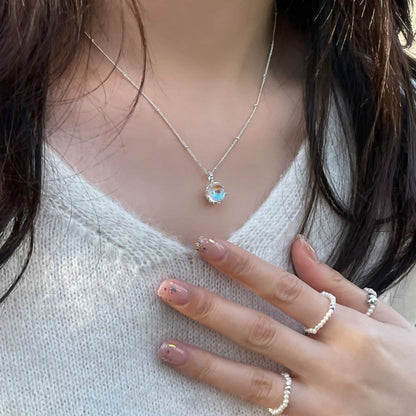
[{"left": 205, "top": 171, "right": 226, "bottom": 204}]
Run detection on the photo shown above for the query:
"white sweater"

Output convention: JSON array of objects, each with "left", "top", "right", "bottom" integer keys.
[{"left": 0, "top": 98, "right": 414, "bottom": 415}]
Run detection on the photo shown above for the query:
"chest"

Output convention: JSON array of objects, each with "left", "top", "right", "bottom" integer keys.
[{"left": 48, "top": 79, "right": 305, "bottom": 248}]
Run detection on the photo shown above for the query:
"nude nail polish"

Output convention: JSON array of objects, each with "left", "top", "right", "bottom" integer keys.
[
  {"left": 195, "top": 236, "right": 226, "bottom": 261},
  {"left": 297, "top": 234, "right": 319, "bottom": 263},
  {"left": 157, "top": 280, "right": 191, "bottom": 305},
  {"left": 158, "top": 342, "right": 189, "bottom": 366}
]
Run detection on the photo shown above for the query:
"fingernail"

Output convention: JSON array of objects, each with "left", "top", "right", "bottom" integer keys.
[
  {"left": 158, "top": 341, "right": 189, "bottom": 366},
  {"left": 157, "top": 280, "right": 191, "bottom": 306},
  {"left": 296, "top": 234, "right": 319, "bottom": 263},
  {"left": 195, "top": 236, "right": 226, "bottom": 261}
]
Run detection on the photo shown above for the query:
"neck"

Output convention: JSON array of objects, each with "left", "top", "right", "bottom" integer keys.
[{"left": 91, "top": 0, "right": 276, "bottom": 89}]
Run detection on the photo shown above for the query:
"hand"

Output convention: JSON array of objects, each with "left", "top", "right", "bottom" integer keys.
[{"left": 156, "top": 235, "right": 416, "bottom": 415}]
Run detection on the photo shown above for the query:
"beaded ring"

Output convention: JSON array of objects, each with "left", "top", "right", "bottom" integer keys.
[
  {"left": 268, "top": 372, "right": 292, "bottom": 415},
  {"left": 304, "top": 291, "right": 336, "bottom": 335},
  {"left": 364, "top": 288, "right": 378, "bottom": 317}
]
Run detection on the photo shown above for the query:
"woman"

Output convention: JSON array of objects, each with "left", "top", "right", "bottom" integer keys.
[{"left": 0, "top": 0, "right": 415, "bottom": 414}]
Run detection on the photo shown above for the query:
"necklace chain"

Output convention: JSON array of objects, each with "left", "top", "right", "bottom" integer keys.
[{"left": 85, "top": 6, "right": 277, "bottom": 204}]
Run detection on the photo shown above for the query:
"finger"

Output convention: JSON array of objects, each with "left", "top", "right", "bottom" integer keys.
[
  {"left": 291, "top": 234, "right": 411, "bottom": 328},
  {"left": 158, "top": 278, "right": 325, "bottom": 375},
  {"left": 195, "top": 237, "right": 335, "bottom": 332},
  {"left": 157, "top": 339, "right": 316, "bottom": 416}
]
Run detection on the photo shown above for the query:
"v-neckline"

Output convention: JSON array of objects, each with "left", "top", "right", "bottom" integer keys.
[{"left": 43, "top": 140, "right": 308, "bottom": 260}]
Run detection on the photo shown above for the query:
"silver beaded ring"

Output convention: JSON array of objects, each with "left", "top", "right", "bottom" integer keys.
[
  {"left": 268, "top": 372, "right": 292, "bottom": 415},
  {"left": 364, "top": 287, "right": 378, "bottom": 317},
  {"left": 304, "top": 291, "right": 336, "bottom": 335}
]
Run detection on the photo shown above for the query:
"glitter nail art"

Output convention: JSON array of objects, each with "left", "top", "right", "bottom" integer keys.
[
  {"left": 194, "top": 236, "right": 226, "bottom": 261},
  {"left": 157, "top": 280, "right": 190, "bottom": 305},
  {"left": 158, "top": 341, "right": 189, "bottom": 366},
  {"left": 195, "top": 236, "right": 216, "bottom": 252}
]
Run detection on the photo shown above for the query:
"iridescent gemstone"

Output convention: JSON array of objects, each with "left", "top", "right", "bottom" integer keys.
[{"left": 205, "top": 182, "right": 226, "bottom": 204}]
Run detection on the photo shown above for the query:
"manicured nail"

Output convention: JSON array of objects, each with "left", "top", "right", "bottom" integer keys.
[
  {"left": 296, "top": 234, "right": 319, "bottom": 263},
  {"left": 158, "top": 341, "right": 189, "bottom": 366},
  {"left": 157, "top": 280, "right": 191, "bottom": 306},
  {"left": 195, "top": 236, "right": 226, "bottom": 261}
]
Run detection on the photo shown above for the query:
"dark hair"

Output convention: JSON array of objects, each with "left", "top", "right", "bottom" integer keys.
[{"left": 0, "top": 0, "right": 415, "bottom": 303}]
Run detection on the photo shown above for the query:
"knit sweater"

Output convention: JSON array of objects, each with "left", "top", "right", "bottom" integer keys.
[{"left": 0, "top": 98, "right": 415, "bottom": 415}]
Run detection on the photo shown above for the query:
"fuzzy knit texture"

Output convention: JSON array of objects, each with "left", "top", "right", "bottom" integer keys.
[{"left": 0, "top": 97, "right": 415, "bottom": 416}]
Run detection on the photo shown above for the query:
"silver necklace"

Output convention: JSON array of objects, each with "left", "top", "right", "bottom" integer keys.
[{"left": 85, "top": 7, "right": 277, "bottom": 205}]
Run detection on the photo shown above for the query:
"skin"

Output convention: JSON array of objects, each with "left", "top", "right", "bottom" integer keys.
[
  {"left": 157, "top": 236, "right": 416, "bottom": 415},
  {"left": 48, "top": 1, "right": 416, "bottom": 412},
  {"left": 48, "top": 0, "right": 306, "bottom": 248}
]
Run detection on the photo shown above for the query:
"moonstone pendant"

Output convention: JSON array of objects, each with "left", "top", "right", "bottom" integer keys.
[
  {"left": 205, "top": 181, "right": 226, "bottom": 204},
  {"left": 205, "top": 172, "right": 226, "bottom": 204}
]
